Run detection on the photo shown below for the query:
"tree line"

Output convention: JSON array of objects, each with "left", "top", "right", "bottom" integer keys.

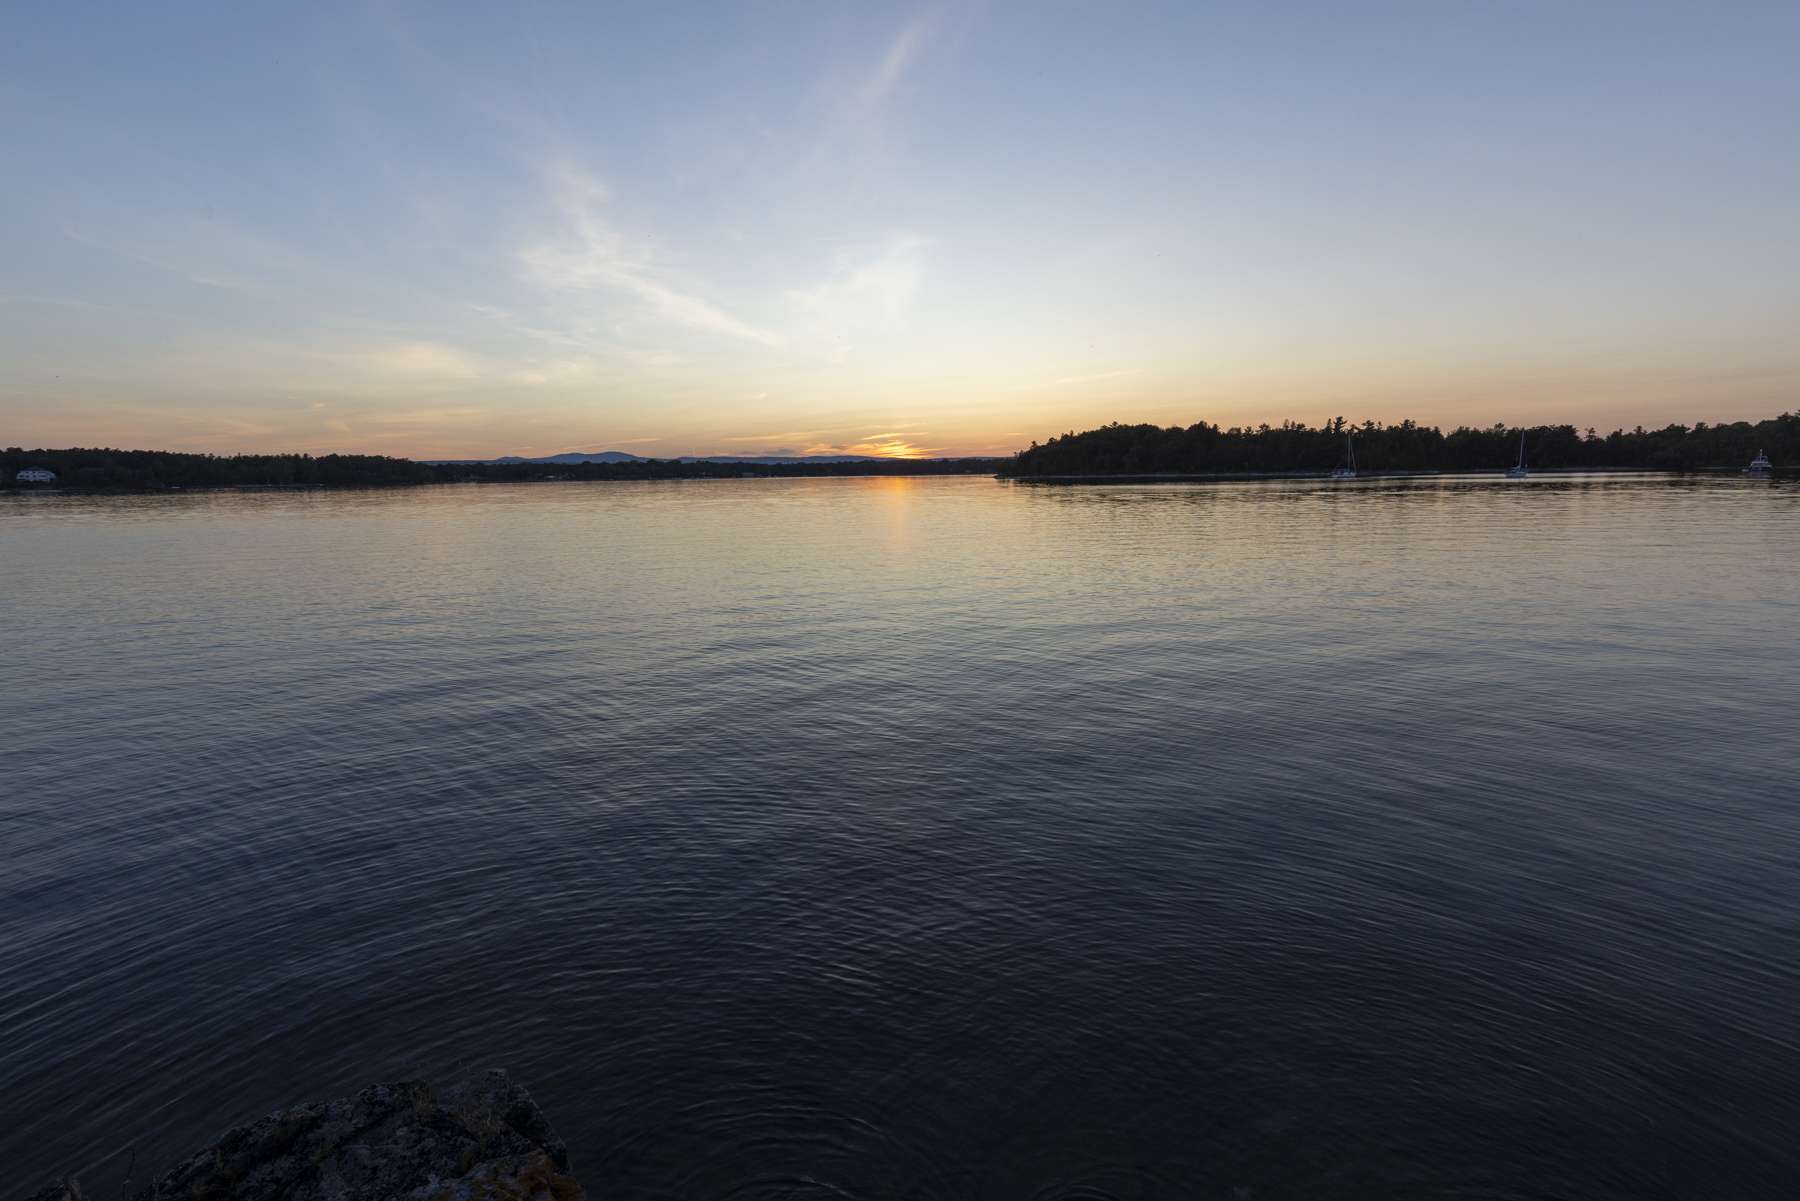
[
  {"left": 8, "top": 414, "right": 1792, "bottom": 490},
  {"left": 1, "top": 446, "right": 1007, "bottom": 491},
  {"left": 998, "top": 413, "right": 1798, "bottom": 477},
  {"left": 452, "top": 457, "right": 1007, "bottom": 483},
  {"left": 0, "top": 447, "right": 443, "bottom": 490}
]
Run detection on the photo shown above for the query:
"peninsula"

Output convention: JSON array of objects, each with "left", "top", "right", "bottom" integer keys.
[{"left": 999, "top": 413, "right": 1797, "bottom": 478}]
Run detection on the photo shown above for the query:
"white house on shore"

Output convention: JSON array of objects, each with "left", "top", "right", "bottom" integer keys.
[{"left": 15, "top": 468, "right": 57, "bottom": 484}]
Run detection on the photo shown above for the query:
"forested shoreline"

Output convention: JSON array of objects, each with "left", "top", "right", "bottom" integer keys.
[
  {"left": 0, "top": 447, "right": 1005, "bottom": 491},
  {"left": 5, "top": 412, "right": 1793, "bottom": 492},
  {"left": 1000, "top": 413, "right": 1797, "bottom": 477}
]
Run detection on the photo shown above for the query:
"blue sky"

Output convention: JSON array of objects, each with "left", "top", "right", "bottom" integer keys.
[{"left": 4, "top": 1, "right": 1798, "bottom": 457}]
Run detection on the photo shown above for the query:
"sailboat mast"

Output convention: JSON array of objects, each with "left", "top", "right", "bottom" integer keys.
[{"left": 1517, "top": 430, "right": 1525, "bottom": 470}]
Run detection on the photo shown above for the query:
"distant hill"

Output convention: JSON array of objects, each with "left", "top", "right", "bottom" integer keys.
[
  {"left": 675, "top": 454, "right": 897, "bottom": 465},
  {"left": 496, "top": 450, "right": 645, "bottom": 464},
  {"left": 425, "top": 450, "right": 646, "bottom": 465},
  {"left": 430, "top": 450, "right": 906, "bottom": 466}
]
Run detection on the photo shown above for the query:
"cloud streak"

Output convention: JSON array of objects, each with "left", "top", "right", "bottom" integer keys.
[
  {"left": 520, "top": 165, "right": 784, "bottom": 348},
  {"left": 800, "top": 428, "right": 944, "bottom": 458},
  {"left": 856, "top": 11, "right": 940, "bottom": 110},
  {"left": 1004, "top": 367, "right": 1140, "bottom": 392}
]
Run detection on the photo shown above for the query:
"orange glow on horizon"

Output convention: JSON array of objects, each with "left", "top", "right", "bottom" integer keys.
[{"left": 798, "top": 435, "right": 944, "bottom": 460}]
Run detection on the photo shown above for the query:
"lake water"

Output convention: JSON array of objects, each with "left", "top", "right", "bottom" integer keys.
[{"left": 3, "top": 474, "right": 1797, "bottom": 1199}]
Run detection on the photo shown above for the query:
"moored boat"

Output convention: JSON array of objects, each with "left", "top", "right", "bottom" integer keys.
[{"left": 1505, "top": 430, "right": 1528, "bottom": 479}]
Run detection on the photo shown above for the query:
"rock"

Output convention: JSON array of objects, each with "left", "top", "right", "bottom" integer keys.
[{"left": 29, "top": 1071, "right": 583, "bottom": 1201}]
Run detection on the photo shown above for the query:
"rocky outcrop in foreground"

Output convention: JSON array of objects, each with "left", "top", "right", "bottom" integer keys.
[{"left": 30, "top": 1071, "right": 583, "bottom": 1201}]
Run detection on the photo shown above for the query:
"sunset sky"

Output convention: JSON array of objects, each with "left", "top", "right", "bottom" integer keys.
[{"left": 4, "top": 2, "right": 1798, "bottom": 459}]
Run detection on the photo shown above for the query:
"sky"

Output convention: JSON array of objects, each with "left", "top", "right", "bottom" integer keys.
[{"left": 3, "top": 1, "right": 1799, "bottom": 459}]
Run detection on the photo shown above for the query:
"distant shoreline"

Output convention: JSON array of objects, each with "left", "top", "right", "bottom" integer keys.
[
  {"left": 0, "top": 474, "right": 987, "bottom": 496},
  {"left": 7, "top": 411, "right": 1795, "bottom": 491},
  {"left": 4, "top": 465, "right": 1782, "bottom": 497},
  {"left": 0, "top": 454, "right": 1008, "bottom": 495},
  {"left": 0, "top": 476, "right": 966, "bottom": 496}
]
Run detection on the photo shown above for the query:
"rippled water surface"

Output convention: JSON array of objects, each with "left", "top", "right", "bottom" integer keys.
[{"left": 4, "top": 475, "right": 1798, "bottom": 1199}]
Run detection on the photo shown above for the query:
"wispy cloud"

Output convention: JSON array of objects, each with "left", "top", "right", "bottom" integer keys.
[
  {"left": 811, "top": 237, "right": 927, "bottom": 319},
  {"left": 520, "top": 164, "right": 784, "bottom": 348},
  {"left": 1055, "top": 368, "right": 1134, "bottom": 385},
  {"left": 801, "top": 429, "right": 944, "bottom": 458},
  {"left": 719, "top": 430, "right": 820, "bottom": 443},
  {"left": 786, "top": 235, "right": 929, "bottom": 358},
  {"left": 800, "top": 7, "right": 945, "bottom": 174},
  {"left": 856, "top": 11, "right": 941, "bottom": 111},
  {"left": 61, "top": 220, "right": 313, "bottom": 294},
  {"left": 1005, "top": 367, "right": 1139, "bottom": 392},
  {"left": 466, "top": 302, "right": 589, "bottom": 350},
  {"left": 357, "top": 341, "right": 486, "bottom": 380}
]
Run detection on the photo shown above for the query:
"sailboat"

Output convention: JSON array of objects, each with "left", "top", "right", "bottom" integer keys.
[
  {"left": 1329, "top": 432, "right": 1357, "bottom": 479},
  {"left": 1505, "top": 430, "right": 1528, "bottom": 478},
  {"left": 1745, "top": 449, "right": 1773, "bottom": 476}
]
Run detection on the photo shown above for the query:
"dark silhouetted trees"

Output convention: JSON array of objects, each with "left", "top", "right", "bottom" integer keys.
[
  {"left": 0, "top": 447, "right": 442, "bottom": 490},
  {"left": 998, "top": 413, "right": 1799, "bottom": 477},
  {"left": 0, "top": 446, "right": 1008, "bottom": 491}
]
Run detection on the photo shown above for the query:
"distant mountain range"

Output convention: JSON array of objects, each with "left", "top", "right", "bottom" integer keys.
[{"left": 429, "top": 450, "right": 958, "bottom": 465}]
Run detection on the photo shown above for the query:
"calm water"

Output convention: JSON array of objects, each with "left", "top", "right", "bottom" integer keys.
[{"left": 3, "top": 474, "right": 1797, "bottom": 1199}]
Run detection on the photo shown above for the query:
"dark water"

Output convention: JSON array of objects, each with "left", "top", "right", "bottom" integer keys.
[{"left": 3, "top": 474, "right": 1797, "bottom": 1199}]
